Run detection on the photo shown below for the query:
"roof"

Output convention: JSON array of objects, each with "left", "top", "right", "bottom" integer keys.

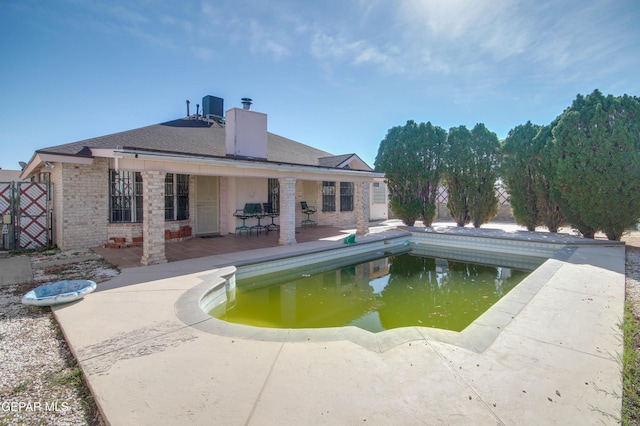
[
  {"left": 319, "top": 153, "right": 355, "bottom": 168},
  {"left": 36, "top": 118, "right": 370, "bottom": 170},
  {"left": 0, "top": 169, "right": 25, "bottom": 182}
]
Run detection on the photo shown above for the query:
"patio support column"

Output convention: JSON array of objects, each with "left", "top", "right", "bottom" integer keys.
[
  {"left": 141, "top": 171, "right": 167, "bottom": 265},
  {"left": 356, "top": 181, "right": 370, "bottom": 235},
  {"left": 278, "top": 177, "right": 297, "bottom": 245}
]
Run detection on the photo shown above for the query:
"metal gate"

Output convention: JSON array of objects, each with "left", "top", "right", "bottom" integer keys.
[{"left": 0, "top": 181, "right": 52, "bottom": 250}]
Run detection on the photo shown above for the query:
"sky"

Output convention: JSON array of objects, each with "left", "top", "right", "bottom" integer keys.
[{"left": 1, "top": 0, "right": 639, "bottom": 171}]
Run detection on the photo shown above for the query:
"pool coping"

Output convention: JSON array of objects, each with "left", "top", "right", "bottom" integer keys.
[{"left": 175, "top": 229, "right": 616, "bottom": 354}]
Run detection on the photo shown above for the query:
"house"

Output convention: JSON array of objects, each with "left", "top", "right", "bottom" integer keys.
[
  {"left": 19, "top": 96, "right": 388, "bottom": 265},
  {"left": 0, "top": 169, "right": 25, "bottom": 182}
]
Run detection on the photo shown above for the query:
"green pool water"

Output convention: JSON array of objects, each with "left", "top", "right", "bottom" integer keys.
[{"left": 210, "top": 253, "right": 531, "bottom": 333}]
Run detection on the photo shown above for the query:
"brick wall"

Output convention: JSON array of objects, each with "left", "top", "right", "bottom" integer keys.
[
  {"left": 107, "top": 223, "right": 143, "bottom": 242},
  {"left": 101, "top": 173, "right": 197, "bottom": 248},
  {"left": 141, "top": 170, "right": 167, "bottom": 265},
  {"left": 56, "top": 159, "right": 109, "bottom": 250},
  {"left": 313, "top": 181, "right": 357, "bottom": 227},
  {"left": 278, "top": 177, "right": 296, "bottom": 244},
  {"left": 356, "top": 182, "right": 369, "bottom": 234},
  {"left": 50, "top": 166, "right": 63, "bottom": 249}
]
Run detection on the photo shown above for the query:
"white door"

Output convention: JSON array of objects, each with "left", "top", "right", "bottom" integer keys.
[{"left": 196, "top": 176, "right": 219, "bottom": 234}]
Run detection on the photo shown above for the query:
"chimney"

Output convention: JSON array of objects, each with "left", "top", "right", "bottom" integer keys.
[
  {"left": 196, "top": 104, "right": 200, "bottom": 118},
  {"left": 225, "top": 99, "right": 267, "bottom": 159},
  {"left": 186, "top": 100, "right": 190, "bottom": 117}
]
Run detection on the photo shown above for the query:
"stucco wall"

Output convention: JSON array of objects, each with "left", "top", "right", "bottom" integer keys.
[
  {"left": 234, "top": 177, "right": 268, "bottom": 210},
  {"left": 229, "top": 177, "right": 370, "bottom": 231}
]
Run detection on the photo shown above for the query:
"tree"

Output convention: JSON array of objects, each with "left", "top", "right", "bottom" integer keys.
[
  {"left": 502, "top": 122, "right": 543, "bottom": 231},
  {"left": 415, "top": 121, "right": 447, "bottom": 226},
  {"left": 443, "top": 124, "right": 500, "bottom": 228},
  {"left": 550, "top": 90, "right": 640, "bottom": 240},
  {"left": 443, "top": 126, "right": 474, "bottom": 226},
  {"left": 375, "top": 120, "right": 446, "bottom": 226},
  {"left": 531, "top": 123, "right": 565, "bottom": 232},
  {"left": 468, "top": 124, "right": 501, "bottom": 228}
]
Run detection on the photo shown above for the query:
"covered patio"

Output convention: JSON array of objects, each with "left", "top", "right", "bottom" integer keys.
[{"left": 94, "top": 225, "right": 360, "bottom": 269}]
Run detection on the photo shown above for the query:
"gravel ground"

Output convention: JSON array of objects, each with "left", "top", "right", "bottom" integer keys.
[
  {"left": 624, "top": 233, "right": 640, "bottom": 320},
  {"left": 0, "top": 248, "right": 117, "bottom": 426},
  {"left": 1, "top": 235, "right": 639, "bottom": 426}
]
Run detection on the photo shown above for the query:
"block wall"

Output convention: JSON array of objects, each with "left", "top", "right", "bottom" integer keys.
[
  {"left": 313, "top": 181, "right": 357, "bottom": 227},
  {"left": 141, "top": 170, "right": 167, "bottom": 265},
  {"left": 56, "top": 159, "right": 109, "bottom": 250}
]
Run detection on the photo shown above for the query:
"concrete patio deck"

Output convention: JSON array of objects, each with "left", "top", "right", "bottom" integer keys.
[
  {"left": 53, "top": 223, "right": 625, "bottom": 425},
  {"left": 93, "top": 225, "right": 354, "bottom": 268}
]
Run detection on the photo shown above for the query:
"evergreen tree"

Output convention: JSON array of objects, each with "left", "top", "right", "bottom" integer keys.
[
  {"left": 375, "top": 120, "right": 446, "bottom": 226},
  {"left": 415, "top": 121, "right": 447, "bottom": 225},
  {"left": 468, "top": 123, "right": 500, "bottom": 228},
  {"left": 443, "top": 124, "right": 500, "bottom": 228},
  {"left": 443, "top": 126, "right": 474, "bottom": 226},
  {"left": 531, "top": 124, "right": 565, "bottom": 232},
  {"left": 502, "top": 122, "right": 543, "bottom": 231},
  {"left": 550, "top": 90, "right": 640, "bottom": 240}
]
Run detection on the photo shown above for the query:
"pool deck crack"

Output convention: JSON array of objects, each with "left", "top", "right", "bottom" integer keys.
[
  {"left": 425, "top": 339, "right": 506, "bottom": 426},
  {"left": 244, "top": 338, "right": 287, "bottom": 426}
]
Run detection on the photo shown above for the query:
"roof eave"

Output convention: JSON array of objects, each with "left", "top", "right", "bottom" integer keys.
[
  {"left": 20, "top": 152, "right": 94, "bottom": 179},
  {"left": 114, "top": 149, "right": 384, "bottom": 179}
]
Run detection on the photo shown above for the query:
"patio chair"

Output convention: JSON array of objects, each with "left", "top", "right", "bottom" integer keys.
[
  {"left": 263, "top": 203, "right": 280, "bottom": 233},
  {"left": 300, "top": 201, "right": 316, "bottom": 227},
  {"left": 245, "top": 203, "right": 268, "bottom": 236},
  {"left": 233, "top": 209, "right": 251, "bottom": 237}
]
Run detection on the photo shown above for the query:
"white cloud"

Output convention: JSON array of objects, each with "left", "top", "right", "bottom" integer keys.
[
  {"left": 354, "top": 46, "right": 388, "bottom": 66},
  {"left": 199, "top": 1, "right": 225, "bottom": 27},
  {"left": 391, "top": 0, "right": 638, "bottom": 78},
  {"left": 191, "top": 46, "right": 216, "bottom": 61},
  {"left": 60, "top": 0, "right": 639, "bottom": 86},
  {"left": 310, "top": 32, "right": 402, "bottom": 74},
  {"left": 105, "top": 4, "right": 150, "bottom": 26},
  {"left": 245, "top": 20, "right": 291, "bottom": 60},
  {"left": 199, "top": 1, "right": 295, "bottom": 61},
  {"left": 160, "top": 15, "right": 195, "bottom": 35},
  {"left": 395, "top": 0, "right": 537, "bottom": 63},
  {"left": 310, "top": 33, "right": 348, "bottom": 59}
]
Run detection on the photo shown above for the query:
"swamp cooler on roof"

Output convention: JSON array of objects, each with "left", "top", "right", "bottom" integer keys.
[{"left": 202, "top": 95, "right": 224, "bottom": 118}]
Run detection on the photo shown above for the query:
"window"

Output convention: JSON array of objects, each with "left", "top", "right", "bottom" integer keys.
[
  {"left": 340, "top": 182, "right": 354, "bottom": 211},
  {"left": 267, "top": 178, "right": 279, "bottom": 213},
  {"left": 109, "top": 170, "right": 143, "bottom": 223},
  {"left": 322, "top": 181, "right": 336, "bottom": 212},
  {"left": 165, "top": 174, "right": 189, "bottom": 221},
  {"left": 373, "top": 182, "right": 386, "bottom": 204}
]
